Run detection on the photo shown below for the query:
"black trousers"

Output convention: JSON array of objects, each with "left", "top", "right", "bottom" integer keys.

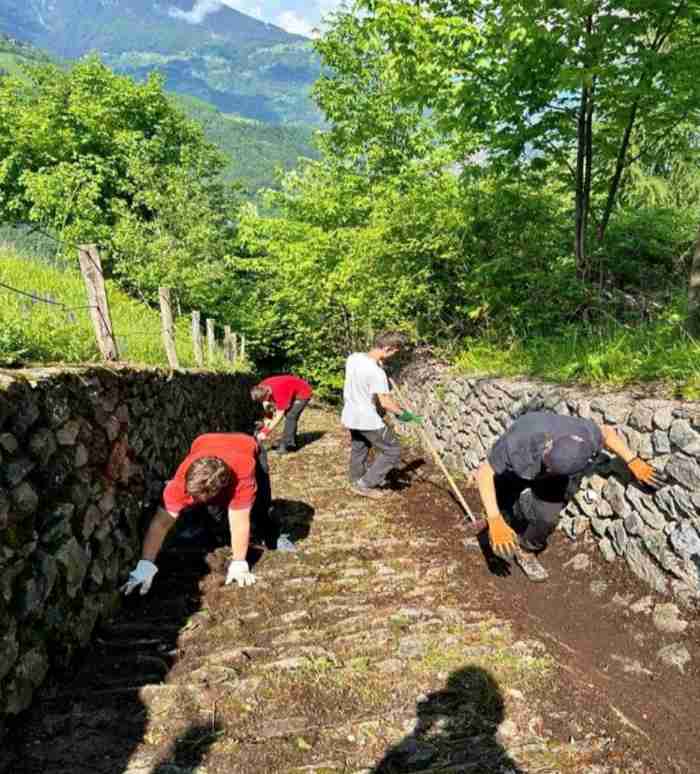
[
  {"left": 281, "top": 398, "right": 309, "bottom": 449},
  {"left": 349, "top": 426, "right": 401, "bottom": 488},
  {"left": 494, "top": 472, "right": 569, "bottom": 553},
  {"left": 251, "top": 445, "right": 278, "bottom": 548}
]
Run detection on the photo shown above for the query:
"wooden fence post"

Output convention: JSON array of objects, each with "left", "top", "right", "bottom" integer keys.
[
  {"left": 224, "top": 325, "right": 233, "bottom": 362},
  {"left": 158, "top": 287, "right": 179, "bottom": 369},
  {"left": 232, "top": 331, "right": 238, "bottom": 362},
  {"left": 240, "top": 334, "right": 246, "bottom": 359},
  {"left": 191, "top": 311, "right": 203, "bottom": 367},
  {"left": 206, "top": 318, "right": 216, "bottom": 365},
  {"left": 78, "top": 244, "right": 119, "bottom": 361}
]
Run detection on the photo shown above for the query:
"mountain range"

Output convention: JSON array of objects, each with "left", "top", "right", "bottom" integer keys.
[{"left": 0, "top": 0, "right": 322, "bottom": 124}]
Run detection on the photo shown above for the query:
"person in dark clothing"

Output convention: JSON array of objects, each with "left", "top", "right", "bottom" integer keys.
[
  {"left": 476, "top": 411, "right": 665, "bottom": 582},
  {"left": 251, "top": 374, "right": 313, "bottom": 454}
]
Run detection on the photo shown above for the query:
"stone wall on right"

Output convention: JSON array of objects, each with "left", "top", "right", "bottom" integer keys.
[{"left": 397, "top": 358, "right": 700, "bottom": 605}]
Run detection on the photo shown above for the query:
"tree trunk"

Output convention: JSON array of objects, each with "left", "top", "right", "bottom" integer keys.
[
  {"left": 574, "top": 85, "right": 589, "bottom": 279},
  {"left": 688, "top": 222, "right": 700, "bottom": 337},
  {"left": 597, "top": 97, "right": 640, "bottom": 243}
]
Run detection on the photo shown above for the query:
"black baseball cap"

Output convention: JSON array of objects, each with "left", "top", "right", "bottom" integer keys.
[{"left": 546, "top": 435, "right": 595, "bottom": 476}]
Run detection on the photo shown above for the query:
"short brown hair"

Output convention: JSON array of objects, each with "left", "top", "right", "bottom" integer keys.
[
  {"left": 185, "top": 457, "right": 232, "bottom": 501},
  {"left": 251, "top": 384, "right": 273, "bottom": 402},
  {"left": 373, "top": 330, "right": 409, "bottom": 350}
]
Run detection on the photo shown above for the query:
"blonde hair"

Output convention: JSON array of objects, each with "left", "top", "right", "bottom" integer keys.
[{"left": 185, "top": 457, "right": 232, "bottom": 501}]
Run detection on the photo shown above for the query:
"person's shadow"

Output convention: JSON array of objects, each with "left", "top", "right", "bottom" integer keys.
[
  {"left": 372, "top": 666, "right": 523, "bottom": 773},
  {"left": 294, "top": 430, "right": 326, "bottom": 450}
]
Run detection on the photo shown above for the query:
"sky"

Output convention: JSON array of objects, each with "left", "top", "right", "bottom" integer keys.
[{"left": 170, "top": 0, "right": 346, "bottom": 37}]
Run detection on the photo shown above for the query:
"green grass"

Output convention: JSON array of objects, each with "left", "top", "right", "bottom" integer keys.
[
  {"left": 454, "top": 304, "right": 700, "bottom": 399},
  {"left": 0, "top": 247, "right": 250, "bottom": 372}
]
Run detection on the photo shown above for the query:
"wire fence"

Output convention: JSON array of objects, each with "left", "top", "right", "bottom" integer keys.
[{"left": 0, "top": 248, "right": 248, "bottom": 371}]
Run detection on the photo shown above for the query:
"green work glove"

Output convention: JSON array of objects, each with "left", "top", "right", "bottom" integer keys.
[{"left": 395, "top": 410, "right": 423, "bottom": 425}]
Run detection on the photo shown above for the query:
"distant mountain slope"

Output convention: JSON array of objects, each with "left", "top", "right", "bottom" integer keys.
[
  {"left": 0, "top": 33, "right": 318, "bottom": 194},
  {"left": 175, "top": 95, "right": 319, "bottom": 192},
  {"left": 0, "top": 0, "right": 322, "bottom": 124},
  {"left": 0, "top": 31, "right": 52, "bottom": 75}
]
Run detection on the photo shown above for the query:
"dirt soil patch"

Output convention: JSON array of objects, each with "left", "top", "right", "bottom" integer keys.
[{"left": 2, "top": 408, "right": 697, "bottom": 774}]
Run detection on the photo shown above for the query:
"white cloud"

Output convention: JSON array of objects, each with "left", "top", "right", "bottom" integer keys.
[
  {"left": 169, "top": 1, "right": 343, "bottom": 30},
  {"left": 170, "top": 0, "right": 224, "bottom": 24},
  {"left": 276, "top": 10, "right": 314, "bottom": 36}
]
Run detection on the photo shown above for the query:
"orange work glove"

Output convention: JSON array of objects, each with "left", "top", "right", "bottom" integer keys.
[
  {"left": 488, "top": 514, "right": 518, "bottom": 559},
  {"left": 628, "top": 457, "right": 666, "bottom": 490}
]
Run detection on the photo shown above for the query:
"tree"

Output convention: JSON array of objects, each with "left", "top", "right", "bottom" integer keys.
[
  {"left": 689, "top": 222, "right": 700, "bottom": 337},
  {"left": 340, "top": 0, "right": 700, "bottom": 278},
  {"left": 0, "top": 57, "right": 230, "bottom": 278}
]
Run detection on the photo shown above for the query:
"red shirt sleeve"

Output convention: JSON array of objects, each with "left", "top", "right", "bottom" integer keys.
[
  {"left": 162, "top": 477, "right": 192, "bottom": 517},
  {"left": 228, "top": 474, "right": 257, "bottom": 510}
]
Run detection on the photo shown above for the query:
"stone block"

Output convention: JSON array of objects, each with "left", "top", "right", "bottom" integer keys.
[
  {"left": 0, "top": 433, "right": 18, "bottom": 454},
  {"left": 28, "top": 427, "right": 57, "bottom": 468},
  {"left": 624, "top": 538, "right": 668, "bottom": 594},
  {"left": 609, "top": 521, "right": 628, "bottom": 555},
  {"left": 629, "top": 406, "right": 655, "bottom": 432},
  {"left": 669, "top": 419, "right": 700, "bottom": 455},
  {"left": 55, "top": 538, "right": 89, "bottom": 598},
  {"left": 4, "top": 457, "right": 35, "bottom": 487},
  {"left": 653, "top": 406, "right": 674, "bottom": 431},
  {"left": 598, "top": 538, "right": 616, "bottom": 563},
  {"left": 665, "top": 454, "right": 700, "bottom": 491},
  {"left": 602, "top": 477, "right": 630, "bottom": 519},
  {"left": 652, "top": 430, "right": 671, "bottom": 455},
  {"left": 11, "top": 481, "right": 39, "bottom": 516},
  {"left": 56, "top": 420, "right": 81, "bottom": 446}
]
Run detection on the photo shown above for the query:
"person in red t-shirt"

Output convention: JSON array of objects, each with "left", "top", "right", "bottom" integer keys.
[
  {"left": 121, "top": 433, "right": 275, "bottom": 595},
  {"left": 251, "top": 374, "right": 313, "bottom": 454}
]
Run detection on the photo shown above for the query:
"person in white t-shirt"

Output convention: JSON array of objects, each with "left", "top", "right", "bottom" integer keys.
[{"left": 341, "top": 331, "right": 423, "bottom": 499}]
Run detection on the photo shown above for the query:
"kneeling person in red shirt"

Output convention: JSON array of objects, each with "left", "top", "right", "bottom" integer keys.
[
  {"left": 251, "top": 374, "right": 313, "bottom": 454},
  {"left": 122, "top": 433, "right": 274, "bottom": 594}
]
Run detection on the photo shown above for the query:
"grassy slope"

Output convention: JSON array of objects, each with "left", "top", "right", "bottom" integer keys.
[
  {"left": 0, "top": 248, "right": 244, "bottom": 370},
  {"left": 454, "top": 303, "right": 700, "bottom": 399}
]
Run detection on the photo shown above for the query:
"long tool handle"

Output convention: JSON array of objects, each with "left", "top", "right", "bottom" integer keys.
[{"left": 389, "top": 377, "right": 476, "bottom": 523}]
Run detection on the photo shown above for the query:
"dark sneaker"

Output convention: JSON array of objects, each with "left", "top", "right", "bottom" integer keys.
[
  {"left": 514, "top": 552, "right": 549, "bottom": 582},
  {"left": 350, "top": 481, "right": 385, "bottom": 500}
]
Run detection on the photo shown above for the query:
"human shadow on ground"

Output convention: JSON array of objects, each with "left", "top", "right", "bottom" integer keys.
[
  {"left": 270, "top": 498, "right": 315, "bottom": 544},
  {"left": 385, "top": 458, "right": 427, "bottom": 491},
  {"left": 294, "top": 430, "right": 326, "bottom": 450},
  {"left": 151, "top": 721, "right": 224, "bottom": 774},
  {"left": 371, "top": 665, "right": 523, "bottom": 773}
]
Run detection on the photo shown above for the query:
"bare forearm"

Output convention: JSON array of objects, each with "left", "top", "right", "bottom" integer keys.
[
  {"left": 265, "top": 410, "right": 286, "bottom": 433},
  {"left": 377, "top": 393, "right": 403, "bottom": 415},
  {"left": 601, "top": 425, "right": 635, "bottom": 464},
  {"left": 477, "top": 462, "right": 501, "bottom": 521},
  {"left": 142, "top": 508, "right": 176, "bottom": 562},
  {"left": 228, "top": 507, "right": 251, "bottom": 561}
]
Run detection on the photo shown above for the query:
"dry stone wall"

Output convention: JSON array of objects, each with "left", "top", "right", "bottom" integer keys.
[
  {"left": 0, "top": 366, "right": 255, "bottom": 723},
  {"left": 397, "top": 358, "right": 700, "bottom": 604}
]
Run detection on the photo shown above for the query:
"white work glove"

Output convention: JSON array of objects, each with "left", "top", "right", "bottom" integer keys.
[
  {"left": 225, "top": 559, "right": 256, "bottom": 587},
  {"left": 121, "top": 559, "right": 158, "bottom": 595}
]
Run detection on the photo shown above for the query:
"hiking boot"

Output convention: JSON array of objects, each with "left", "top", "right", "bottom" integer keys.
[
  {"left": 350, "top": 481, "right": 385, "bottom": 500},
  {"left": 514, "top": 551, "right": 549, "bottom": 582}
]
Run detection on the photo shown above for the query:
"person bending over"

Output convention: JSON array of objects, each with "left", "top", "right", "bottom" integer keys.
[
  {"left": 477, "top": 411, "right": 665, "bottom": 582},
  {"left": 122, "top": 432, "right": 275, "bottom": 594},
  {"left": 251, "top": 374, "right": 313, "bottom": 454}
]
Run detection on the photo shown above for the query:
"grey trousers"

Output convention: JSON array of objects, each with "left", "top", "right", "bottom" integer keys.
[
  {"left": 349, "top": 426, "right": 401, "bottom": 489},
  {"left": 495, "top": 472, "right": 569, "bottom": 552},
  {"left": 281, "top": 398, "right": 309, "bottom": 449}
]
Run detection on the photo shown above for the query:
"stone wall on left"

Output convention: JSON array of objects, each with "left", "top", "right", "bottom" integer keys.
[{"left": 0, "top": 366, "right": 256, "bottom": 720}]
